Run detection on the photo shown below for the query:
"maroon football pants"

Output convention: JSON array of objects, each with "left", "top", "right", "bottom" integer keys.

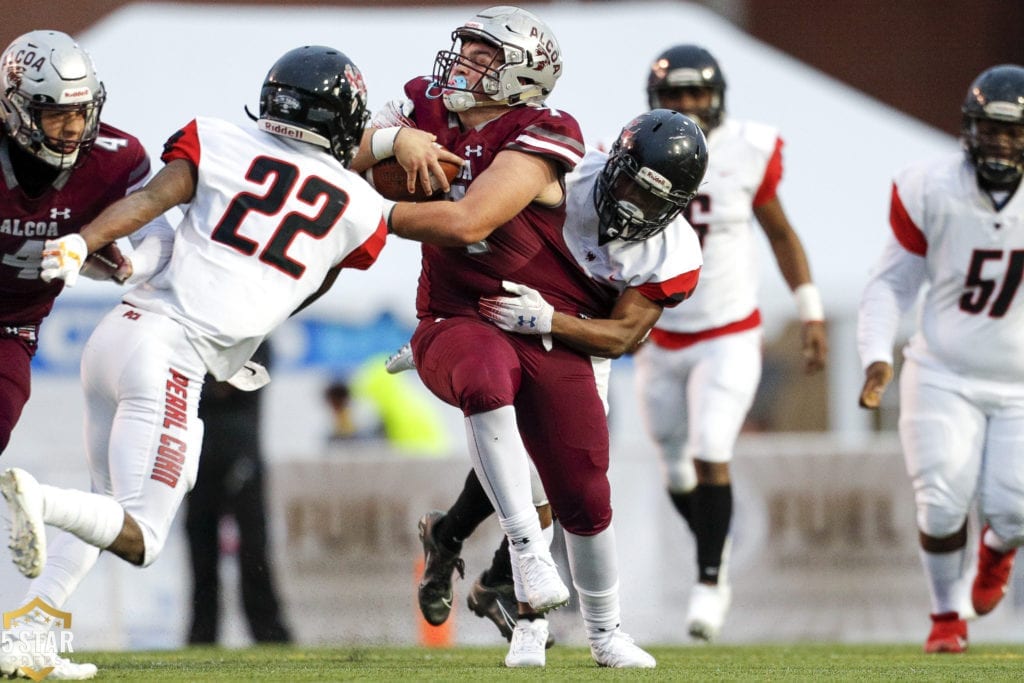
[{"left": 412, "top": 316, "right": 612, "bottom": 535}]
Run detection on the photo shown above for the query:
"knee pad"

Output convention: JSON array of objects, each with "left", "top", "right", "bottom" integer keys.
[
  {"left": 916, "top": 496, "right": 968, "bottom": 539},
  {"left": 662, "top": 452, "right": 696, "bottom": 493}
]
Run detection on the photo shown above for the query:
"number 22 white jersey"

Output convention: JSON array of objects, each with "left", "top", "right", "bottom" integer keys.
[
  {"left": 858, "top": 152, "right": 1024, "bottom": 382},
  {"left": 124, "top": 117, "right": 389, "bottom": 380}
]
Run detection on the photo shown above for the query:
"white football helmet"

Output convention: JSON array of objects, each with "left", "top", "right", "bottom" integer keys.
[
  {"left": 433, "top": 5, "right": 563, "bottom": 112},
  {"left": 0, "top": 30, "right": 106, "bottom": 169}
]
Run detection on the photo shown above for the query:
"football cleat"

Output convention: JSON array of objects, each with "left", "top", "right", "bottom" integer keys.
[
  {"left": 588, "top": 629, "right": 657, "bottom": 668},
  {"left": 385, "top": 344, "right": 415, "bottom": 374},
  {"left": 514, "top": 551, "right": 569, "bottom": 613},
  {"left": 0, "top": 650, "right": 97, "bottom": 680},
  {"left": 686, "top": 582, "right": 731, "bottom": 641},
  {"left": 0, "top": 467, "right": 47, "bottom": 578},
  {"left": 466, "top": 573, "right": 555, "bottom": 647},
  {"left": 971, "top": 525, "right": 1017, "bottom": 616},
  {"left": 504, "top": 619, "right": 548, "bottom": 668},
  {"left": 924, "top": 612, "right": 967, "bottom": 654},
  {"left": 416, "top": 511, "right": 464, "bottom": 626}
]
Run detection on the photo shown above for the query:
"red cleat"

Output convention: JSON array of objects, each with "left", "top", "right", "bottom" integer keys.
[
  {"left": 924, "top": 612, "right": 967, "bottom": 654},
  {"left": 972, "top": 526, "right": 1016, "bottom": 616}
]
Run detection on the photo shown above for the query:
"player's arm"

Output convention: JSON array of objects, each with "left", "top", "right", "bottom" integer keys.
[
  {"left": 551, "top": 288, "right": 664, "bottom": 357},
  {"left": 389, "top": 150, "right": 559, "bottom": 246},
  {"left": 754, "top": 197, "right": 827, "bottom": 373},
  {"left": 40, "top": 159, "right": 197, "bottom": 285},
  {"left": 856, "top": 236, "right": 926, "bottom": 409},
  {"left": 81, "top": 159, "right": 196, "bottom": 251},
  {"left": 480, "top": 283, "right": 664, "bottom": 359}
]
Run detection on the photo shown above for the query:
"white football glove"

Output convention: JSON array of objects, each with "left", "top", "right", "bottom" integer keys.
[
  {"left": 40, "top": 233, "right": 87, "bottom": 287},
  {"left": 385, "top": 343, "right": 416, "bottom": 374},
  {"left": 479, "top": 281, "right": 554, "bottom": 350}
]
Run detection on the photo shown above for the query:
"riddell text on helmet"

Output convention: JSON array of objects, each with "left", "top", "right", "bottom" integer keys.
[{"left": 260, "top": 121, "right": 308, "bottom": 141}]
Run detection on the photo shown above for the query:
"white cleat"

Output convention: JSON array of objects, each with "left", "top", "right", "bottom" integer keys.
[
  {"left": 0, "top": 652, "right": 97, "bottom": 680},
  {"left": 0, "top": 467, "right": 47, "bottom": 578},
  {"left": 515, "top": 552, "right": 569, "bottom": 613},
  {"left": 687, "top": 582, "right": 732, "bottom": 642},
  {"left": 588, "top": 629, "right": 656, "bottom": 668},
  {"left": 504, "top": 618, "right": 548, "bottom": 668},
  {"left": 384, "top": 343, "right": 415, "bottom": 374}
]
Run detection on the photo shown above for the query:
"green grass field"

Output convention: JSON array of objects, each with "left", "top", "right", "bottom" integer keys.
[{"left": 70, "top": 643, "right": 1024, "bottom": 681}]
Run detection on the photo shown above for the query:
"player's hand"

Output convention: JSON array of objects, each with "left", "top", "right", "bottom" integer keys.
[
  {"left": 40, "top": 233, "right": 87, "bottom": 287},
  {"left": 801, "top": 320, "right": 828, "bottom": 374},
  {"left": 858, "top": 361, "right": 893, "bottom": 409},
  {"left": 385, "top": 343, "right": 416, "bottom": 374},
  {"left": 479, "top": 281, "right": 555, "bottom": 337},
  {"left": 392, "top": 128, "right": 462, "bottom": 196}
]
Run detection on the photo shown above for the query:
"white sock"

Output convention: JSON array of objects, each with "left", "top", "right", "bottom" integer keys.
[
  {"left": 506, "top": 508, "right": 553, "bottom": 604},
  {"left": 565, "top": 527, "right": 621, "bottom": 634},
  {"left": 464, "top": 407, "right": 541, "bottom": 547},
  {"left": 40, "top": 484, "right": 125, "bottom": 548},
  {"left": 918, "top": 546, "right": 969, "bottom": 615},
  {"left": 26, "top": 531, "right": 102, "bottom": 610}
]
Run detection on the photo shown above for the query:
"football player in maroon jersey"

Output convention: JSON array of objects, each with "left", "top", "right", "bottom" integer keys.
[
  {"left": 0, "top": 30, "right": 168, "bottom": 459},
  {"left": 354, "top": 6, "right": 661, "bottom": 668}
]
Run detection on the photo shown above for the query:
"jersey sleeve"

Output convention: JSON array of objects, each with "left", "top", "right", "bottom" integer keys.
[
  {"left": 888, "top": 180, "right": 928, "bottom": 256},
  {"left": 752, "top": 136, "right": 784, "bottom": 207},
  {"left": 161, "top": 119, "right": 201, "bottom": 167},
  {"left": 634, "top": 267, "right": 701, "bottom": 307},
  {"left": 338, "top": 217, "right": 388, "bottom": 270},
  {"left": 506, "top": 113, "right": 586, "bottom": 172},
  {"left": 856, "top": 235, "right": 927, "bottom": 368},
  {"left": 336, "top": 181, "right": 391, "bottom": 271},
  {"left": 370, "top": 96, "right": 417, "bottom": 129}
]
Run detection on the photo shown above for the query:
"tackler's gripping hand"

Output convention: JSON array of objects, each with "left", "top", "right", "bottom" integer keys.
[{"left": 479, "top": 281, "right": 555, "bottom": 350}]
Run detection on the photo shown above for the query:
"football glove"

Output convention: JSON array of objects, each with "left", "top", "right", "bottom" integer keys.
[
  {"left": 40, "top": 233, "right": 88, "bottom": 287},
  {"left": 479, "top": 281, "right": 554, "bottom": 350}
]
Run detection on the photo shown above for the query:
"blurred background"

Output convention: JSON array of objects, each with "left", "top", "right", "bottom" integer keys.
[{"left": 1, "top": 0, "right": 1022, "bottom": 651}]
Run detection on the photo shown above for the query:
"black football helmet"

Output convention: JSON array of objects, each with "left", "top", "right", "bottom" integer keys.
[
  {"left": 594, "top": 109, "right": 708, "bottom": 244},
  {"left": 646, "top": 44, "right": 726, "bottom": 132},
  {"left": 961, "top": 64, "right": 1024, "bottom": 187},
  {"left": 256, "top": 46, "right": 369, "bottom": 167}
]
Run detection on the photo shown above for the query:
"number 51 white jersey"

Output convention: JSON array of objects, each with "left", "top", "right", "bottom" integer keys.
[
  {"left": 124, "top": 117, "right": 389, "bottom": 380},
  {"left": 862, "top": 151, "right": 1024, "bottom": 382}
]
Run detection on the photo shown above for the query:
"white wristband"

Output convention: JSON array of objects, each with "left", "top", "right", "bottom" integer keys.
[
  {"left": 371, "top": 126, "right": 402, "bottom": 160},
  {"left": 794, "top": 283, "right": 824, "bottom": 322}
]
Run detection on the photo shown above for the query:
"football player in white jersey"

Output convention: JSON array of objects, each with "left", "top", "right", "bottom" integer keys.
[
  {"left": 857, "top": 64, "right": 1024, "bottom": 654},
  {"left": 636, "top": 44, "right": 828, "bottom": 641},
  {"left": 0, "top": 46, "right": 390, "bottom": 678}
]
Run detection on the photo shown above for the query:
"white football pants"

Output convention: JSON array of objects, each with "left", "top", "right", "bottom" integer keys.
[
  {"left": 81, "top": 303, "right": 206, "bottom": 566},
  {"left": 636, "top": 328, "right": 762, "bottom": 490},
  {"left": 899, "top": 358, "right": 1024, "bottom": 545}
]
